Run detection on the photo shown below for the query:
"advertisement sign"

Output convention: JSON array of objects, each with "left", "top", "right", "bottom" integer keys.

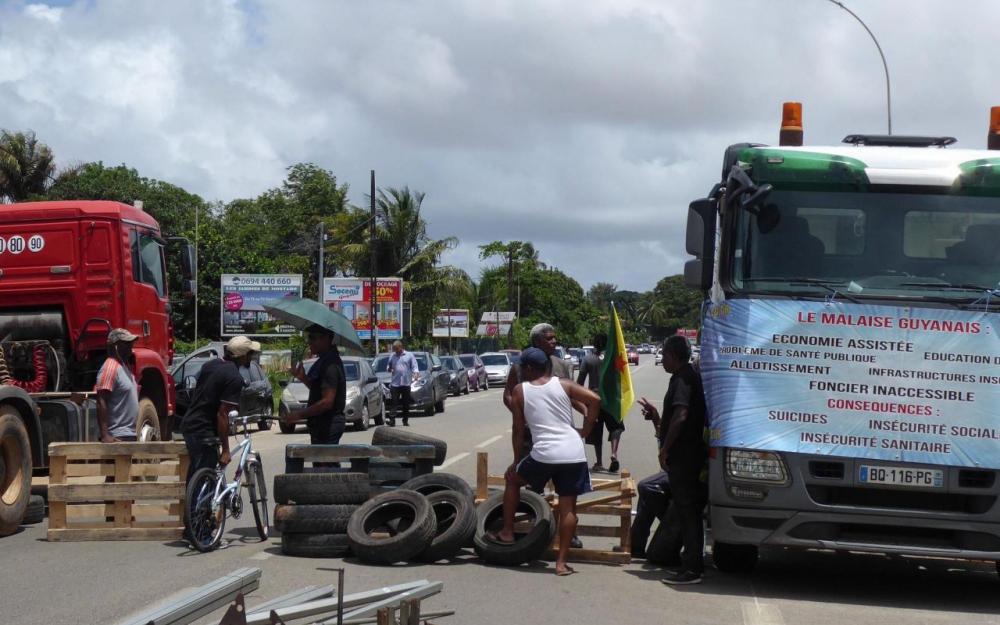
[
  {"left": 677, "top": 328, "right": 699, "bottom": 341},
  {"left": 221, "top": 274, "right": 302, "bottom": 336},
  {"left": 702, "top": 299, "right": 1000, "bottom": 470},
  {"left": 433, "top": 309, "right": 470, "bottom": 338},
  {"left": 323, "top": 277, "right": 403, "bottom": 340},
  {"left": 476, "top": 312, "right": 515, "bottom": 336}
]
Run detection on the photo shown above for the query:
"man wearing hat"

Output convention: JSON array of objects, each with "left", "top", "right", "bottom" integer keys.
[
  {"left": 96, "top": 328, "right": 140, "bottom": 443},
  {"left": 180, "top": 336, "right": 253, "bottom": 485},
  {"left": 488, "top": 347, "right": 601, "bottom": 576}
]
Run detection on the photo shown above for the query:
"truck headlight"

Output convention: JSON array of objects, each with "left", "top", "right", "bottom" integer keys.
[{"left": 726, "top": 449, "right": 790, "bottom": 485}]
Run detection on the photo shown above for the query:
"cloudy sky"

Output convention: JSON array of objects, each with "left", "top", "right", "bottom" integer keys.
[{"left": 1, "top": 0, "right": 998, "bottom": 292}]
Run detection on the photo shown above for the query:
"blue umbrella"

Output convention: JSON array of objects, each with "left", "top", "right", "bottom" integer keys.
[{"left": 262, "top": 296, "right": 364, "bottom": 351}]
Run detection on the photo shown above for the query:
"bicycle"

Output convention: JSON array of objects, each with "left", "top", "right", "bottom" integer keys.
[{"left": 184, "top": 411, "right": 271, "bottom": 552}]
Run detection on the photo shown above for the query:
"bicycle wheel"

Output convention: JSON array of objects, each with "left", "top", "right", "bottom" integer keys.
[
  {"left": 247, "top": 459, "right": 269, "bottom": 541},
  {"left": 185, "top": 467, "right": 225, "bottom": 552}
]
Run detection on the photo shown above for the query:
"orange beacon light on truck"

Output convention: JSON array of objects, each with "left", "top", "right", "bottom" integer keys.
[
  {"left": 988, "top": 106, "right": 1000, "bottom": 150},
  {"left": 779, "top": 102, "right": 803, "bottom": 147}
]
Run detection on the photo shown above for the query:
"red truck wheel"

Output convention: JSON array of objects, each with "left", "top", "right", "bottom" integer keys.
[
  {"left": 137, "top": 398, "right": 160, "bottom": 442},
  {"left": 0, "top": 407, "right": 31, "bottom": 536}
]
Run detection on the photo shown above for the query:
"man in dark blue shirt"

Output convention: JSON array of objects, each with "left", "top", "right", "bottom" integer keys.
[{"left": 287, "top": 325, "right": 347, "bottom": 459}]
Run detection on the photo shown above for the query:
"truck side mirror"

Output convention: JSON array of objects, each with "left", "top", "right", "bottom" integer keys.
[
  {"left": 684, "top": 198, "right": 718, "bottom": 290},
  {"left": 181, "top": 244, "right": 196, "bottom": 281},
  {"left": 183, "top": 279, "right": 196, "bottom": 298}
]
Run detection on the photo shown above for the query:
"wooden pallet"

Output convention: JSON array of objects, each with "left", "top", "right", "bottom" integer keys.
[
  {"left": 475, "top": 451, "right": 636, "bottom": 564},
  {"left": 46, "top": 441, "right": 189, "bottom": 542},
  {"left": 285, "top": 444, "right": 436, "bottom": 493}
]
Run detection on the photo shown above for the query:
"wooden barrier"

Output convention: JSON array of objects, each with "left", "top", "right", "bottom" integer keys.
[
  {"left": 475, "top": 451, "right": 636, "bottom": 564},
  {"left": 46, "top": 441, "right": 189, "bottom": 542},
  {"left": 285, "top": 444, "right": 435, "bottom": 493}
]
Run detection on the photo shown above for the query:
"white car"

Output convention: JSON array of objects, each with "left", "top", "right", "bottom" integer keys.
[
  {"left": 480, "top": 352, "right": 512, "bottom": 386},
  {"left": 654, "top": 348, "right": 663, "bottom": 366}
]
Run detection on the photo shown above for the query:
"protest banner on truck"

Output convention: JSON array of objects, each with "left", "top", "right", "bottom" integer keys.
[
  {"left": 221, "top": 274, "right": 302, "bottom": 336},
  {"left": 433, "top": 309, "right": 470, "bottom": 338},
  {"left": 323, "top": 277, "right": 403, "bottom": 340}
]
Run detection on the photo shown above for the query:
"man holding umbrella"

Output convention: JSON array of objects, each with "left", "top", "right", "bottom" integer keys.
[{"left": 286, "top": 324, "right": 347, "bottom": 452}]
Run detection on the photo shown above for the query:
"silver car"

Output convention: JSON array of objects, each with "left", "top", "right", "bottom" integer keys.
[
  {"left": 371, "top": 351, "right": 448, "bottom": 416},
  {"left": 278, "top": 356, "right": 385, "bottom": 433},
  {"left": 480, "top": 352, "right": 512, "bottom": 387}
]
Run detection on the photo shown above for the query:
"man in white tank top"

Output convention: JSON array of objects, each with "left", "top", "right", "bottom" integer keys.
[{"left": 487, "top": 347, "right": 601, "bottom": 576}]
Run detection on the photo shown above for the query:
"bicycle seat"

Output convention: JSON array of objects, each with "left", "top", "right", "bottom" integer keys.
[{"left": 200, "top": 437, "right": 222, "bottom": 448}]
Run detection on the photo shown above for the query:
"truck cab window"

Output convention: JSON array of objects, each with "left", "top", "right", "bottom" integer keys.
[{"left": 130, "top": 230, "right": 167, "bottom": 297}]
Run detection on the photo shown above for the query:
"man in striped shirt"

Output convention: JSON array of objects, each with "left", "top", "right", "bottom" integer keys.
[{"left": 96, "top": 328, "right": 140, "bottom": 443}]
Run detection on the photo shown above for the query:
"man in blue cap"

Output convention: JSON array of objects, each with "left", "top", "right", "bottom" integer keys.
[{"left": 487, "top": 347, "right": 601, "bottom": 576}]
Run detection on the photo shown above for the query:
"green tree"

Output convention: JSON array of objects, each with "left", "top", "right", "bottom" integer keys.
[
  {"left": 586, "top": 282, "right": 617, "bottom": 312},
  {"left": 0, "top": 130, "right": 55, "bottom": 202},
  {"left": 646, "top": 274, "right": 704, "bottom": 339}
]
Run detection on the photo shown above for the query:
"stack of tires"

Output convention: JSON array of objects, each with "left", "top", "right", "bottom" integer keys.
[
  {"left": 274, "top": 472, "right": 371, "bottom": 558},
  {"left": 346, "top": 472, "right": 476, "bottom": 564}
]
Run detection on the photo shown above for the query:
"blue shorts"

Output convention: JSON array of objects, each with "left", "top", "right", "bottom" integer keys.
[{"left": 516, "top": 455, "right": 593, "bottom": 497}]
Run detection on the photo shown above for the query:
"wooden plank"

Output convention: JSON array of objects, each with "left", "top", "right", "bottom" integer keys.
[
  {"left": 114, "top": 455, "right": 131, "bottom": 528},
  {"left": 67, "top": 504, "right": 112, "bottom": 518},
  {"left": 50, "top": 482, "right": 186, "bottom": 502},
  {"left": 477, "top": 452, "right": 488, "bottom": 501},
  {"left": 66, "top": 463, "right": 114, "bottom": 478},
  {"left": 130, "top": 463, "right": 180, "bottom": 478},
  {"left": 48, "top": 441, "right": 187, "bottom": 457},
  {"left": 544, "top": 547, "right": 631, "bottom": 564},
  {"left": 573, "top": 492, "right": 630, "bottom": 511},
  {"left": 47, "top": 455, "right": 68, "bottom": 530},
  {"left": 590, "top": 479, "right": 626, "bottom": 492},
  {"left": 67, "top": 502, "right": 180, "bottom": 519},
  {"left": 47, "top": 527, "right": 183, "bottom": 542},
  {"left": 49, "top": 454, "right": 67, "bottom": 485},
  {"left": 575, "top": 524, "right": 623, "bottom": 538},
  {"left": 582, "top": 504, "right": 636, "bottom": 515}
]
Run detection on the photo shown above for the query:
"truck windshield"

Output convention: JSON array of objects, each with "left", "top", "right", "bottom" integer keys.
[{"left": 730, "top": 189, "right": 1000, "bottom": 301}]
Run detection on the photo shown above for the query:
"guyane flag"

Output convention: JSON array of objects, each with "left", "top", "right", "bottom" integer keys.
[{"left": 599, "top": 303, "right": 634, "bottom": 423}]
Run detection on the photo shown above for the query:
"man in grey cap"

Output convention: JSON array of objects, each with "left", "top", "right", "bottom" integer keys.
[
  {"left": 96, "top": 328, "right": 140, "bottom": 443},
  {"left": 181, "top": 336, "right": 253, "bottom": 485}
]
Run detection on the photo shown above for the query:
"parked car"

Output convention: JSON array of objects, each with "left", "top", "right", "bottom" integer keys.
[
  {"left": 441, "top": 356, "right": 471, "bottom": 396},
  {"left": 371, "top": 351, "right": 448, "bottom": 416},
  {"left": 654, "top": 348, "right": 664, "bottom": 366},
  {"left": 481, "top": 352, "right": 513, "bottom": 387},
  {"left": 459, "top": 353, "right": 488, "bottom": 391},
  {"left": 172, "top": 346, "right": 275, "bottom": 431},
  {"left": 277, "top": 356, "right": 385, "bottom": 433},
  {"left": 627, "top": 345, "right": 639, "bottom": 366},
  {"left": 499, "top": 349, "right": 521, "bottom": 365},
  {"left": 568, "top": 348, "right": 585, "bottom": 371}
]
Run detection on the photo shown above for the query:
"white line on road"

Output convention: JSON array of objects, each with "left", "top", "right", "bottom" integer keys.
[
  {"left": 439, "top": 452, "right": 470, "bottom": 469},
  {"left": 475, "top": 435, "right": 504, "bottom": 448}
]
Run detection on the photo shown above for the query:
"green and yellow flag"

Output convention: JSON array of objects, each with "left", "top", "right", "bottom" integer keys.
[{"left": 598, "top": 303, "right": 634, "bottom": 422}]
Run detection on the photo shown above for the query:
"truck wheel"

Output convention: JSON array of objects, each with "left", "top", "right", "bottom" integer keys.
[
  {"left": 136, "top": 398, "right": 160, "bottom": 441},
  {"left": 0, "top": 408, "right": 32, "bottom": 536},
  {"left": 711, "top": 541, "right": 758, "bottom": 574}
]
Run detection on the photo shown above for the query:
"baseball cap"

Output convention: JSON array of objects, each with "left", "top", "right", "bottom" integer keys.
[
  {"left": 226, "top": 336, "right": 254, "bottom": 358},
  {"left": 108, "top": 328, "right": 139, "bottom": 345},
  {"left": 250, "top": 341, "right": 261, "bottom": 352},
  {"left": 520, "top": 347, "right": 548, "bottom": 369}
]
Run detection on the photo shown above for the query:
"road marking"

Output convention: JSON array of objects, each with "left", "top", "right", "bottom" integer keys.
[
  {"left": 742, "top": 588, "right": 785, "bottom": 625},
  {"left": 249, "top": 551, "right": 274, "bottom": 561},
  {"left": 475, "top": 435, "right": 504, "bottom": 448},
  {"left": 439, "top": 452, "right": 470, "bottom": 469}
]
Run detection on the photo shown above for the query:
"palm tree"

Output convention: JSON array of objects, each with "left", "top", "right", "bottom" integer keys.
[
  {"left": 0, "top": 130, "right": 55, "bottom": 203},
  {"left": 637, "top": 293, "right": 667, "bottom": 327}
]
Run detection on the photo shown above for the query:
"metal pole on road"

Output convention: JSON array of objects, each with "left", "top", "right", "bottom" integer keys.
[{"left": 824, "top": 0, "right": 892, "bottom": 135}]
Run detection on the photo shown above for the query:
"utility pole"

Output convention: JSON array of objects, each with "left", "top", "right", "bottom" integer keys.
[
  {"left": 507, "top": 245, "right": 515, "bottom": 349},
  {"left": 317, "top": 220, "right": 325, "bottom": 303},
  {"left": 194, "top": 204, "right": 198, "bottom": 344},
  {"left": 370, "top": 170, "right": 378, "bottom": 355}
]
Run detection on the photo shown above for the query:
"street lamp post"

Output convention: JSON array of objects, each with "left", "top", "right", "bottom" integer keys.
[{"left": 824, "top": 0, "right": 892, "bottom": 135}]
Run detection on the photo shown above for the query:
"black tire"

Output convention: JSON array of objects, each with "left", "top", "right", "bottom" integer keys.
[
  {"left": 279, "top": 420, "right": 296, "bottom": 434},
  {"left": 435, "top": 395, "right": 445, "bottom": 413},
  {"left": 371, "top": 426, "right": 447, "bottom": 466},
  {"left": 463, "top": 381, "right": 470, "bottom": 395},
  {"left": 414, "top": 490, "right": 477, "bottom": 562},
  {"left": 281, "top": 532, "right": 351, "bottom": 558},
  {"left": 0, "top": 409, "right": 31, "bottom": 536},
  {"left": 186, "top": 468, "right": 225, "bottom": 552},
  {"left": 424, "top": 390, "right": 435, "bottom": 416},
  {"left": 23, "top": 494, "right": 45, "bottom": 525},
  {"left": 473, "top": 490, "right": 554, "bottom": 567},
  {"left": 399, "top": 472, "right": 474, "bottom": 500},
  {"left": 274, "top": 504, "right": 360, "bottom": 534},
  {"left": 347, "top": 490, "right": 436, "bottom": 564},
  {"left": 354, "top": 403, "right": 370, "bottom": 432},
  {"left": 711, "top": 541, "right": 759, "bottom": 574},
  {"left": 247, "top": 460, "right": 269, "bottom": 541},
  {"left": 136, "top": 398, "right": 160, "bottom": 441},
  {"left": 452, "top": 385, "right": 460, "bottom": 398},
  {"left": 374, "top": 399, "right": 385, "bottom": 426},
  {"left": 273, "top": 473, "right": 370, "bottom": 505}
]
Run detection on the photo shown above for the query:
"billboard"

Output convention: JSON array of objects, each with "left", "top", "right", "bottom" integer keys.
[
  {"left": 221, "top": 274, "right": 302, "bottom": 337},
  {"left": 433, "top": 309, "right": 470, "bottom": 338},
  {"left": 476, "top": 312, "right": 515, "bottom": 336},
  {"left": 703, "top": 299, "right": 1000, "bottom": 470},
  {"left": 323, "top": 277, "right": 404, "bottom": 340}
]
